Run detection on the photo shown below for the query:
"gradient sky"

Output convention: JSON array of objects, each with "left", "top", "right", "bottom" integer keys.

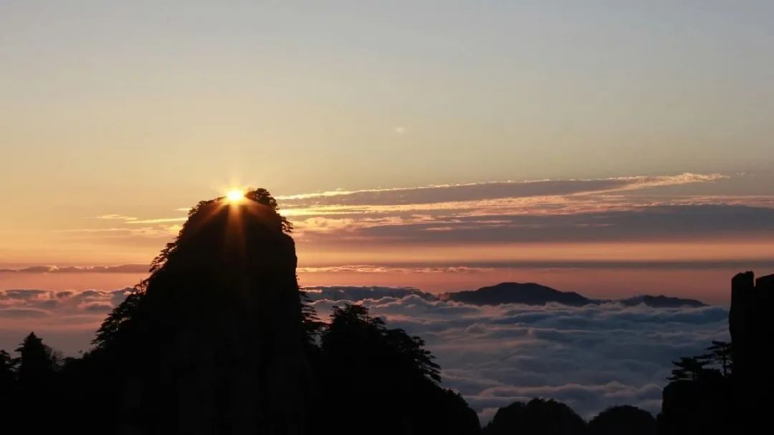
[{"left": 2, "top": 1, "right": 774, "bottom": 304}]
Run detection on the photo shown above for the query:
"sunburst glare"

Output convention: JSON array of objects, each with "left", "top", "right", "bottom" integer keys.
[{"left": 226, "top": 189, "right": 245, "bottom": 203}]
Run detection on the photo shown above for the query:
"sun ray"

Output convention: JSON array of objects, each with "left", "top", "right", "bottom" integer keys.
[{"left": 227, "top": 189, "right": 245, "bottom": 203}]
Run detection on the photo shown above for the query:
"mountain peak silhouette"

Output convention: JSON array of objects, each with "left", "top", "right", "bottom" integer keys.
[
  {"left": 100, "top": 188, "right": 310, "bottom": 434},
  {"left": 441, "top": 282, "right": 705, "bottom": 307},
  {"left": 441, "top": 282, "right": 592, "bottom": 306}
]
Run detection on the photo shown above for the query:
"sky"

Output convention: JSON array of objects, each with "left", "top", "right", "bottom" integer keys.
[{"left": 2, "top": 0, "right": 774, "bottom": 309}]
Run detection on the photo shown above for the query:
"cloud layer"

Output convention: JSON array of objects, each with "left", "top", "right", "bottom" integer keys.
[
  {"left": 76, "top": 172, "right": 774, "bottom": 247},
  {"left": 269, "top": 173, "right": 774, "bottom": 250},
  {"left": 0, "top": 288, "right": 130, "bottom": 322},
  {"left": 0, "top": 288, "right": 134, "bottom": 359},
  {"left": 307, "top": 290, "right": 729, "bottom": 422},
  {"left": 279, "top": 173, "right": 726, "bottom": 207},
  {"left": 0, "top": 285, "right": 731, "bottom": 423}
]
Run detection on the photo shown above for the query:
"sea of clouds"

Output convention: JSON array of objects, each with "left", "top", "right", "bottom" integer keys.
[
  {"left": 305, "top": 286, "right": 729, "bottom": 422},
  {"left": 1, "top": 286, "right": 729, "bottom": 422}
]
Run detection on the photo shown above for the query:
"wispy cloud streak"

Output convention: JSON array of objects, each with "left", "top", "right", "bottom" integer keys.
[
  {"left": 280, "top": 173, "right": 726, "bottom": 207},
  {"left": 77, "top": 172, "right": 774, "bottom": 257},
  {"left": 0, "top": 265, "right": 148, "bottom": 274}
]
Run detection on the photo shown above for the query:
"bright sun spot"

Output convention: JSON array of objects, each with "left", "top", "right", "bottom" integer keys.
[{"left": 226, "top": 189, "right": 244, "bottom": 203}]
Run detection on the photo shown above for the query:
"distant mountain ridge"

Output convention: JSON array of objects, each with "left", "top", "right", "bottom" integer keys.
[
  {"left": 617, "top": 294, "right": 705, "bottom": 308},
  {"left": 441, "top": 282, "right": 592, "bottom": 306},
  {"left": 304, "top": 283, "right": 706, "bottom": 308},
  {"left": 440, "top": 282, "right": 706, "bottom": 308}
]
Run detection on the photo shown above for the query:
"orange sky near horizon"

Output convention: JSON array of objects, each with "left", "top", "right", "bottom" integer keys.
[
  {"left": 0, "top": 261, "right": 764, "bottom": 305},
  {"left": 2, "top": 172, "right": 774, "bottom": 304}
]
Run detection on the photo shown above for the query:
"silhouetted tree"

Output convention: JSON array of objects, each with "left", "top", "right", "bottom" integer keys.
[
  {"left": 246, "top": 187, "right": 294, "bottom": 233},
  {"left": 315, "top": 304, "right": 478, "bottom": 435},
  {"left": 705, "top": 340, "right": 732, "bottom": 378},
  {"left": 0, "top": 349, "right": 17, "bottom": 409},
  {"left": 299, "top": 290, "right": 324, "bottom": 354},
  {"left": 15, "top": 332, "right": 58, "bottom": 384},
  {"left": 322, "top": 304, "right": 440, "bottom": 384},
  {"left": 0, "top": 349, "right": 15, "bottom": 383},
  {"left": 11, "top": 333, "right": 64, "bottom": 433},
  {"left": 668, "top": 356, "right": 713, "bottom": 381},
  {"left": 92, "top": 290, "right": 144, "bottom": 352}
]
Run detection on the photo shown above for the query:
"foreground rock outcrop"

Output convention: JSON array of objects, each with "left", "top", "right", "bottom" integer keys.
[
  {"left": 75, "top": 189, "right": 480, "bottom": 435},
  {"left": 729, "top": 271, "right": 774, "bottom": 427},
  {"left": 659, "top": 270, "right": 774, "bottom": 433}
]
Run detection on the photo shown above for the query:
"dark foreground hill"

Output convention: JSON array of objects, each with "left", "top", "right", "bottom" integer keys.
[
  {"left": 439, "top": 282, "right": 705, "bottom": 308},
  {"left": 1, "top": 189, "right": 767, "bottom": 435},
  {"left": 0, "top": 189, "right": 481, "bottom": 435}
]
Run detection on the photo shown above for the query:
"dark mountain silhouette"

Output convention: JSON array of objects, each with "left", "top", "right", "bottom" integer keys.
[
  {"left": 0, "top": 189, "right": 481, "bottom": 435},
  {"left": 440, "top": 282, "right": 704, "bottom": 308},
  {"left": 659, "top": 374, "right": 732, "bottom": 434},
  {"left": 617, "top": 294, "right": 705, "bottom": 308},
  {"left": 729, "top": 271, "right": 774, "bottom": 429},
  {"left": 588, "top": 405, "right": 656, "bottom": 435},
  {"left": 657, "top": 271, "right": 773, "bottom": 434},
  {"left": 441, "top": 282, "right": 592, "bottom": 306},
  {"left": 87, "top": 188, "right": 310, "bottom": 434},
  {"left": 482, "top": 398, "right": 588, "bottom": 435},
  {"left": 482, "top": 400, "right": 661, "bottom": 435}
]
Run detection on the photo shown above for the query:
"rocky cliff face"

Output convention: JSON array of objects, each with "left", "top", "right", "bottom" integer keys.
[
  {"left": 120, "top": 190, "right": 310, "bottom": 435},
  {"left": 729, "top": 271, "right": 774, "bottom": 423},
  {"left": 661, "top": 270, "right": 774, "bottom": 432}
]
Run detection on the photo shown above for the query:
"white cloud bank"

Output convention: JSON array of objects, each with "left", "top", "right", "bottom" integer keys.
[
  {"left": 1, "top": 287, "right": 729, "bottom": 423},
  {"left": 308, "top": 291, "right": 729, "bottom": 422}
]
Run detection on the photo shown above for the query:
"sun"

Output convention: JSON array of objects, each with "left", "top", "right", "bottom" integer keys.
[{"left": 226, "top": 189, "right": 245, "bottom": 203}]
